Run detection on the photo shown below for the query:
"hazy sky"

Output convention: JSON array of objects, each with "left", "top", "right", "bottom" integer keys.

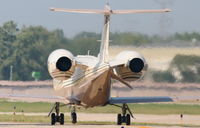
[{"left": 0, "top": 0, "right": 199, "bottom": 37}]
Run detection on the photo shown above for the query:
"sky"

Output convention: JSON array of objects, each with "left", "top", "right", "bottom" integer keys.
[{"left": 0, "top": 0, "right": 199, "bottom": 37}]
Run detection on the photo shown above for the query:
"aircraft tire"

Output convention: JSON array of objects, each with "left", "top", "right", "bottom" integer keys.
[
  {"left": 71, "top": 112, "right": 77, "bottom": 124},
  {"left": 51, "top": 113, "right": 56, "bottom": 125},
  {"left": 126, "top": 114, "right": 131, "bottom": 125},
  {"left": 60, "top": 113, "right": 64, "bottom": 125},
  {"left": 117, "top": 114, "right": 122, "bottom": 125}
]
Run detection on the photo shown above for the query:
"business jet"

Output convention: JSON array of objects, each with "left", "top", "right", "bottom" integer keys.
[{"left": 0, "top": 3, "right": 172, "bottom": 126}]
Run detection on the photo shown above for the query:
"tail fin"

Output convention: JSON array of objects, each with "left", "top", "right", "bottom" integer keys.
[{"left": 50, "top": 5, "right": 171, "bottom": 64}]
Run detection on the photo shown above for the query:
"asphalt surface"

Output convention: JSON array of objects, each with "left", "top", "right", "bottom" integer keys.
[
  {"left": 1, "top": 113, "right": 199, "bottom": 126},
  {"left": 0, "top": 113, "right": 200, "bottom": 128},
  {"left": 0, "top": 123, "right": 185, "bottom": 128}
]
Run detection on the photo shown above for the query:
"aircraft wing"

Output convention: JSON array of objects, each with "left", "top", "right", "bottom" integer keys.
[
  {"left": 0, "top": 94, "right": 67, "bottom": 103},
  {"left": 109, "top": 96, "right": 173, "bottom": 104}
]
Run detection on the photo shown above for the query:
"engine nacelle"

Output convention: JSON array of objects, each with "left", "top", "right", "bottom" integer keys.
[
  {"left": 48, "top": 49, "right": 75, "bottom": 80},
  {"left": 114, "top": 51, "right": 148, "bottom": 81}
]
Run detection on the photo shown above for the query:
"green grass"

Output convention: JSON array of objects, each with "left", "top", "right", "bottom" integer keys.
[
  {"left": 0, "top": 114, "right": 69, "bottom": 123},
  {"left": 77, "top": 103, "right": 200, "bottom": 115},
  {"left": 0, "top": 99, "right": 200, "bottom": 115},
  {"left": 0, "top": 100, "right": 53, "bottom": 113}
]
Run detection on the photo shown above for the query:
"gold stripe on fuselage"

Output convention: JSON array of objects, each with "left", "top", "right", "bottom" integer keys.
[
  {"left": 60, "top": 63, "right": 110, "bottom": 87},
  {"left": 53, "top": 63, "right": 112, "bottom": 106}
]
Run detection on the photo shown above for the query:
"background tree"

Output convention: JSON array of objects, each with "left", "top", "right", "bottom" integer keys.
[
  {"left": 70, "top": 32, "right": 100, "bottom": 55},
  {"left": 1, "top": 21, "right": 200, "bottom": 81},
  {"left": 110, "top": 32, "right": 152, "bottom": 46},
  {"left": 169, "top": 54, "right": 200, "bottom": 83},
  {"left": 0, "top": 24, "right": 70, "bottom": 80},
  {"left": 0, "top": 21, "right": 18, "bottom": 79},
  {"left": 152, "top": 71, "right": 176, "bottom": 83}
]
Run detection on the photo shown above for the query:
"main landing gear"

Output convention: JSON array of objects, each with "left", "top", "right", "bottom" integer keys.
[
  {"left": 49, "top": 102, "right": 65, "bottom": 125},
  {"left": 71, "top": 106, "right": 77, "bottom": 124},
  {"left": 113, "top": 104, "right": 134, "bottom": 125},
  {"left": 48, "top": 102, "right": 78, "bottom": 125}
]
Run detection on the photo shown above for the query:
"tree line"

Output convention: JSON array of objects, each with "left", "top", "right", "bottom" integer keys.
[
  {"left": 0, "top": 21, "right": 101, "bottom": 80},
  {"left": 0, "top": 21, "right": 200, "bottom": 81},
  {"left": 152, "top": 54, "right": 200, "bottom": 83}
]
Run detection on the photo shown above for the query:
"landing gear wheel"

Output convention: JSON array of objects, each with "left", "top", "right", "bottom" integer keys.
[
  {"left": 115, "top": 104, "right": 133, "bottom": 125},
  {"left": 117, "top": 114, "right": 122, "bottom": 125},
  {"left": 126, "top": 114, "right": 131, "bottom": 125},
  {"left": 60, "top": 113, "right": 64, "bottom": 125},
  {"left": 49, "top": 102, "right": 66, "bottom": 125},
  {"left": 122, "top": 116, "right": 126, "bottom": 123},
  {"left": 71, "top": 112, "right": 77, "bottom": 124},
  {"left": 51, "top": 113, "right": 56, "bottom": 125}
]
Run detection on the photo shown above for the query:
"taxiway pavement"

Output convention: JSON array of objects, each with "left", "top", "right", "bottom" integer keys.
[{"left": 0, "top": 123, "right": 186, "bottom": 128}]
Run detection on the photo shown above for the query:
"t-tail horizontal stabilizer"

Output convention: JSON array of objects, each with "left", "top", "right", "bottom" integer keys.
[
  {"left": 50, "top": 8, "right": 106, "bottom": 14},
  {"left": 112, "top": 9, "right": 171, "bottom": 14},
  {"left": 50, "top": 8, "right": 171, "bottom": 15}
]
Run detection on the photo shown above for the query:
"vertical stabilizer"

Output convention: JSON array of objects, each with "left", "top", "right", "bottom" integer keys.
[
  {"left": 98, "top": 3, "right": 112, "bottom": 64},
  {"left": 99, "top": 14, "right": 110, "bottom": 63}
]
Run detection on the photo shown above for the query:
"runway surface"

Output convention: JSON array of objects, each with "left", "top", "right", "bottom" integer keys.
[
  {"left": 0, "top": 123, "right": 185, "bottom": 128},
  {"left": 0, "top": 113, "right": 200, "bottom": 128},
  {"left": 1, "top": 112, "right": 199, "bottom": 125}
]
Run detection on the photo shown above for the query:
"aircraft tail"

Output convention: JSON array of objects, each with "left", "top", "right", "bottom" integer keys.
[
  {"left": 50, "top": 8, "right": 171, "bottom": 15},
  {"left": 50, "top": 5, "right": 171, "bottom": 64}
]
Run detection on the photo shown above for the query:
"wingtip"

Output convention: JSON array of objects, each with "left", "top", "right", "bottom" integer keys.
[
  {"left": 165, "top": 8, "right": 172, "bottom": 12},
  {"left": 50, "top": 7, "right": 55, "bottom": 11}
]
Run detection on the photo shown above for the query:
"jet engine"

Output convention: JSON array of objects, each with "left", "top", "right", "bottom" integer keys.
[
  {"left": 114, "top": 51, "right": 148, "bottom": 81},
  {"left": 48, "top": 49, "right": 75, "bottom": 80}
]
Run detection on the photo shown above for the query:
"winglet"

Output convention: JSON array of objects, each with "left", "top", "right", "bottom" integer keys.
[{"left": 165, "top": 8, "right": 172, "bottom": 12}]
